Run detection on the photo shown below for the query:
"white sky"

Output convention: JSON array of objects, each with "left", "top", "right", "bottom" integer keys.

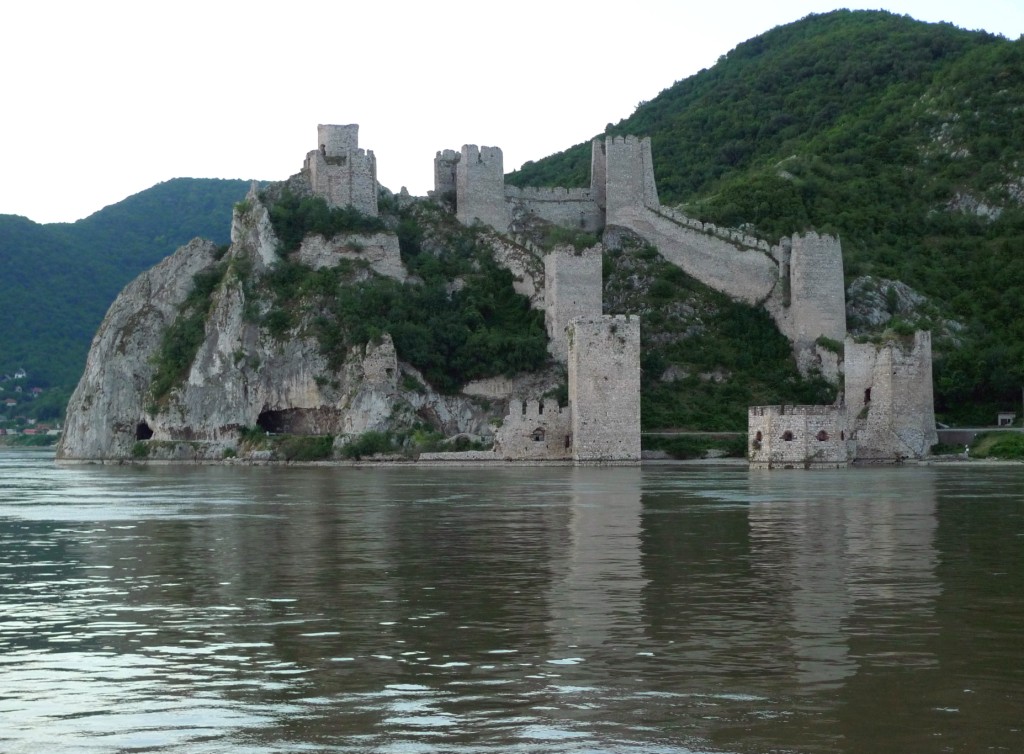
[{"left": 3, "top": 0, "right": 1022, "bottom": 225}]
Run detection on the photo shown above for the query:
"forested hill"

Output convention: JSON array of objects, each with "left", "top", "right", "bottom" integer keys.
[
  {"left": 509, "top": 10, "right": 1024, "bottom": 423},
  {"left": 0, "top": 178, "right": 250, "bottom": 389}
]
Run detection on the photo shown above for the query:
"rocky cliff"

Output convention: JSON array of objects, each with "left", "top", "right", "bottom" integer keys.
[{"left": 56, "top": 187, "right": 552, "bottom": 462}]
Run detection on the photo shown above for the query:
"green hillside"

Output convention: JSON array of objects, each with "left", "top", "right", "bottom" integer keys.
[
  {"left": 509, "top": 10, "right": 1023, "bottom": 424},
  {"left": 0, "top": 179, "right": 251, "bottom": 391}
]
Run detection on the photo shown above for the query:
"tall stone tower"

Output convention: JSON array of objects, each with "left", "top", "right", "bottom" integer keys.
[
  {"left": 544, "top": 247, "right": 604, "bottom": 361},
  {"left": 433, "top": 149, "right": 460, "bottom": 201},
  {"left": 603, "top": 136, "right": 659, "bottom": 225},
  {"left": 844, "top": 331, "right": 937, "bottom": 460},
  {"left": 568, "top": 315, "right": 641, "bottom": 462},
  {"left": 305, "top": 124, "right": 378, "bottom": 217},
  {"left": 456, "top": 145, "right": 510, "bottom": 231}
]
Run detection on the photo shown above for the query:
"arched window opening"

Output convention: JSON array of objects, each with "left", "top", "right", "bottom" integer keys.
[
  {"left": 782, "top": 430, "right": 794, "bottom": 442},
  {"left": 864, "top": 387, "right": 872, "bottom": 403},
  {"left": 532, "top": 427, "right": 546, "bottom": 442},
  {"left": 816, "top": 430, "right": 830, "bottom": 442}
]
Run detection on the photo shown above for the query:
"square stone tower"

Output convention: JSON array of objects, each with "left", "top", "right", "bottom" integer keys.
[
  {"left": 568, "top": 315, "right": 641, "bottom": 462},
  {"left": 544, "top": 246, "right": 603, "bottom": 362},
  {"left": 455, "top": 145, "right": 510, "bottom": 231},
  {"left": 305, "top": 124, "right": 378, "bottom": 216},
  {"left": 844, "top": 331, "right": 937, "bottom": 460}
]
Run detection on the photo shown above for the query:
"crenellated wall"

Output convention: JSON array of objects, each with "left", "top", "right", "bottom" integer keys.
[
  {"left": 505, "top": 186, "right": 602, "bottom": 233},
  {"left": 749, "top": 331, "right": 937, "bottom": 466},
  {"left": 568, "top": 315, "right": 641, "bottom": 463},
  {"left": 494, "top": 399, "right": 572, "bottom": 460}
]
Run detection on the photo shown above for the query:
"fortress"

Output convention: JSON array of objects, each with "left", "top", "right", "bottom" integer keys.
[{"left": 310, "top": 125, "right": 937, "bottom": 466}]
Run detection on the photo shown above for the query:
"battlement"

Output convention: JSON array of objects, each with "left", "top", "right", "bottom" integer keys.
[
  {"left": 507, "top": 398, "right": 569, "bottom": 421},
  {"left": 494, "top": 398, "right": 572, "bottom": 460},
  {"left": 505, "top": 186, "right": 596, "bottom": 202}
]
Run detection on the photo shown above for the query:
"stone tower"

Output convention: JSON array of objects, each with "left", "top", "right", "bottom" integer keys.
[
  {"left": 844, "top": 331, "right": 937, "bottom": 460},
  {"left": 568, "top": 315, "right": 641, "bottom": 462},
  {"left": 544, "top": 246, "right": 603, "bottom": 361},
  {"left": 433, "top": 149, "right": 460, "bottom": 201},
  {"left": 305, "top": 124, "right": 378, "bottom": 216},
  {"left": 455, "top": 145, "right": 510, "bottom": 231},
  {"left": 603, "top": 135, "right": 659, "bottom": 224}
]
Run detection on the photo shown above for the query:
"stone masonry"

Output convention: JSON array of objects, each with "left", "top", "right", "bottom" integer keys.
[
  {"left": 544, "top": 246, "right": 603, "bottom": 361},
  {"left": 843, "top": 331, "right": 937, "bottom": 461},
  {"left": 568, "top": 315, "right": 642, "bottom": 463},
  {"left": 494, "top": 400, "right": 572, "bottom": 460},
  {"left": 748, "top": 405, "right": 849, "bottom": 469},
  {"left": 305, "top": 124, "right": 378, "bottom": 216},
  {"left": 439, "top": 133, "right": 846, "bottom": 377},
  {"left": 749, "top": 331, "right": 937, "bottom": 466}
]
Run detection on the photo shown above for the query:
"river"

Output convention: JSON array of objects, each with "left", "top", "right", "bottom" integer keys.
[{"left": 1, "top": 449, "right": 1021, "bottom": 753}]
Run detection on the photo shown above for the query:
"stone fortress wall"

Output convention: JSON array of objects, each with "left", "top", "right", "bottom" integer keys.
[
  {"left": 748, "top": 405, "right": 849, "bottom": 468},
  {"left": 750, "top": 332, "right": 937, "bottom": 467},
  {"left": 305, "top": 124, "right": 378, "bottom": 217},
  {"left": 298, "top": 124, "right": 933, "bottom": 466},
  {"left": 494, "top": 400, "right": 572, "bottom": 460},
  {"left": 436, "top": 134, "right": 846, "bottom": 379}
]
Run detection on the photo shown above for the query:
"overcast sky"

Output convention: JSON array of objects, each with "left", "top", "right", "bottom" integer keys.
[{"left": 3, "top": 0, "right": 1022, "bottom": 225}]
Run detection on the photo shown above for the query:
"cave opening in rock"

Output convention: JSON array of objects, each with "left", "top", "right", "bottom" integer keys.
[
  {"left": 135, "top": 422, "right": 153, "bottom": 440},
  {"left": 256, "top": 410, "right": 288, "bottom": 434}
]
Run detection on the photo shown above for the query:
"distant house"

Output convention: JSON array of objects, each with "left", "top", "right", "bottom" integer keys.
[
  {"left": 3, "top": 398, "right": 16, "bottom": 407},
  {"left": 997, "top": 412, "right": 1016, "bottom": 427},
  {"left": 30, "top": 387, "right": 43, "bottom": 396},
  {"left": 13, "top": 369, "right": 26, "bottom": 380}
]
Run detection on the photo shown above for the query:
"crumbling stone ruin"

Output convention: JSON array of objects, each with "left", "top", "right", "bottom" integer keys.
[
  {"left": 748, "top": 332, "right": 937, "bottom": 467},
  {"left": 305, "top": 124, "right": 378, "bottom": 217},
  {"left": 435, "top": 135, "right": 848, "bottom": 380},
  {"left": 435, "top": 129, "right": 935, "bottom": 466}
]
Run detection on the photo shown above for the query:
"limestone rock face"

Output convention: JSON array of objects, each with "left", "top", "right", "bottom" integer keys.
[
  {"left": 57, "top": 238, "right": 223, "bottom": 460},
  {"left": 57, "top": 194, "right": 502, "bottom": 461}
]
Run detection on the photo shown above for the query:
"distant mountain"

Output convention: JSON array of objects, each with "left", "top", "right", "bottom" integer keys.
[
  {"left": 509, "top": 10, "right": 1024, "bottom": 423},
  {"left": 0, "top": 178, "right": 251, "bottom": 388}
]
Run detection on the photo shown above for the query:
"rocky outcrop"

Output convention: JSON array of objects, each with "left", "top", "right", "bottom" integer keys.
[
  {"left": 56, "top": 193, "right": 514, "bottom": 462},
  {"left": 56, "top": 238, "right": 222, "bottom": 460}
]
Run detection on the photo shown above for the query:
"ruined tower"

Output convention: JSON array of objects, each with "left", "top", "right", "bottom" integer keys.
[
  {"left": 844, "top": 331, "right": 937, "bottom": 461},
  {"left": 305, "top": 124, "right": 378, "bottom": 216},
  {"left": 455, "top": 145, "right": 509, "bottom": 231},
  {"left": 568, "top": 315, "right": 642, "bottom": 463},
  {"left": 544, "top": 247, "right": 603, "bottom": 361}
]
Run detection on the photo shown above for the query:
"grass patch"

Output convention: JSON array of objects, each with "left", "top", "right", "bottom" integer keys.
[{"left": 970, "top": 432, "right": 1024, "bottom": 460}]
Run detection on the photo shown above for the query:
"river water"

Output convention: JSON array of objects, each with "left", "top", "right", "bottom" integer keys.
[{"left": 1, "top": 449, "right": 1021, "bottom": 753}]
